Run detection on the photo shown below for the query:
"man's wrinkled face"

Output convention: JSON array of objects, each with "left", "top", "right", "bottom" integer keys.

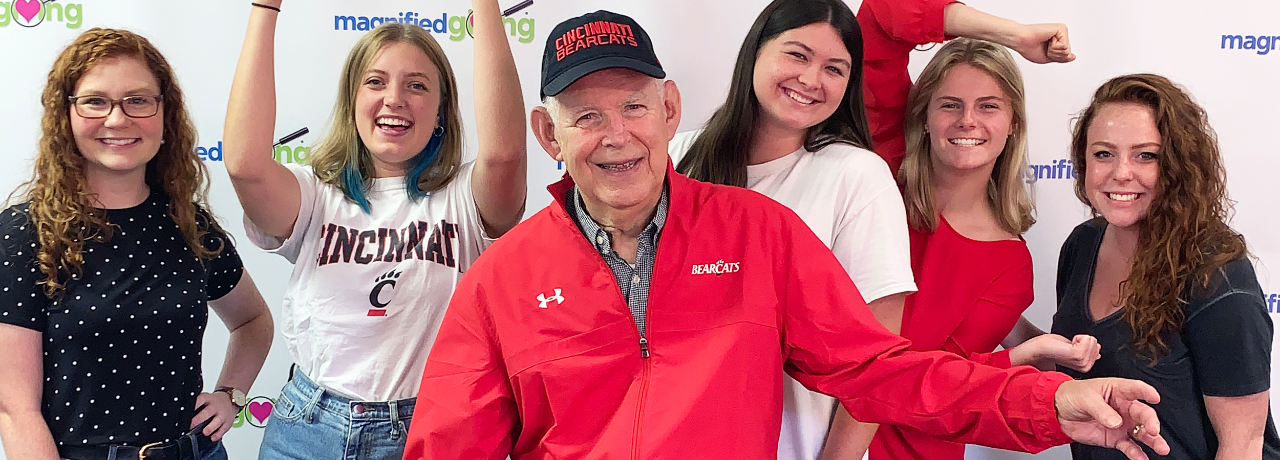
[{"left": 533, "top": 69, "right": 681, "bottom": 216}]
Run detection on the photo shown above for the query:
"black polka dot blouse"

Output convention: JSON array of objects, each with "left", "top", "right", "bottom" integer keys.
[{"left": 0, "top": 190, "right": 243, "bottom": 447}]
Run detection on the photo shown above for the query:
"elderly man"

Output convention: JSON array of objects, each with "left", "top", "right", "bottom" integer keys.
[{"left": 404, "top": 10, "right": 1170, "bottom": 460}]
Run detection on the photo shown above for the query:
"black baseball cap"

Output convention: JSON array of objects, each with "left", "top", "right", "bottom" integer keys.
[{"left": 540, "top": 10, "right": 666, "bottom": 98}]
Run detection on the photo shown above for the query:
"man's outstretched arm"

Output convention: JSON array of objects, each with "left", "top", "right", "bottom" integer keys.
[{"left": 773, "top": 212, "right": 1166, "bottom": 458}]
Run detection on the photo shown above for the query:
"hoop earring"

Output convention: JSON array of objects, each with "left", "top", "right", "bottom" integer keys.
[{"left": 433, "top": 125, "right": 445, "bottom": 137}]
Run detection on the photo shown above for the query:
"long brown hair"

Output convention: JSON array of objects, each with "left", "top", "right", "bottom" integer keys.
[
  {"left": 676, "top": 0, "right": 872, "bottom": 187},
  {"left": 1070, "top": 74, "right": 1247, "bottom": 359},
  {"left": 12, "top": 28, "right": 220, "bottom": 297},
  {"left": 901, "top": 38, "right": 1034, "bottom": 235}
]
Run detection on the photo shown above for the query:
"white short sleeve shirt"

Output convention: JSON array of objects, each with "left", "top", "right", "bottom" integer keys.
[{"left": 246, "top": 162, "right": 492, "bottom": 401}]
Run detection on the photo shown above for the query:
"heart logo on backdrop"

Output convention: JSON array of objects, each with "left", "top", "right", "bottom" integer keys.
[
  {"left": 246, "top": 399, "right": 274, "bottom": 427},
  {"left": 13, "top": 0, "right": 42, "bottom": 23}
]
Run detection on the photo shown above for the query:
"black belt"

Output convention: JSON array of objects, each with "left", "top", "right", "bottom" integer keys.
[{"left": 58, "top": 418, "right": 217, "bottom": 460}]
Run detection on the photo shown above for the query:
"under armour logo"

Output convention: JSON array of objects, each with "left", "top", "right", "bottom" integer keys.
[{"left": 537, "top": 289, "right": 564, "bottom": 309}]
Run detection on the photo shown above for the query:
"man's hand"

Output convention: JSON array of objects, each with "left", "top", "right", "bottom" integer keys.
[
  {"left": 1013, "top": 23, "right": 1074, "bottom": 64},
  {"left": 1055, "top": 378, "right": 1171, "bottom": 460}
]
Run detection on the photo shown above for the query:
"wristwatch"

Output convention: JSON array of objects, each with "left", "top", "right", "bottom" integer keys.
[{"left": 214, "top": 386, "right": 247, "bottom": 409}]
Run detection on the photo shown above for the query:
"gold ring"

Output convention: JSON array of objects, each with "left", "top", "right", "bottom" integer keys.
[{"left": 1131, "top": 424, "right": 1143, "bottom": 437}]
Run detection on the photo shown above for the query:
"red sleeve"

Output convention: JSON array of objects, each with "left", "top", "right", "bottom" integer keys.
[
  {"left": 859, "top": 0, "right": 960, "bottom": 174},
  {"left": 970, "top": 348, "right": 1014, "bottom": 368},
  {"left": 863, "top": 0, "right": 957, "bottom": 45},
  {"left": 774, "top": 213, "right": 1070, "bottom": 452},
  {"left": 404, "top": 274, "right": 517, "bottom": 460}
]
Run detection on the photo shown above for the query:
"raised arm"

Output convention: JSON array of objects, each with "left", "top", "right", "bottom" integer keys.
[
  {"left": 470, "top": 0, "right": 527, "bottom": 237},
  {"left": 223, "top": 0, "right": 303, "bottom": 238},
  {"left": 0, "top": 324, "right": 58, "bottom": 460},
  {"left": 859, "top": 0, "right": 1073, "bottom": 173},
  {"left": 942, "top": 3, "right": 1074, "bottom": 63}
]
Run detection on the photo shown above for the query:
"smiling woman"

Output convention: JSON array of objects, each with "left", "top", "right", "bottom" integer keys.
[
  {"left": 668, "top": 1, "right": 917, "bottom": 459},
  {"left": 222, "top": 1, "right": 526, "bottom": 459},
  {"left": 862, "top": 36, "right": 1102, "bottom": 460},
  {"left": 901, "top": 39, "right": 1030, "bottom": 235},
  {"left": 67, "top": 58, "right": 166, "bottom": 189},
  {"left": 1052, "top": 73, "right": 1280, "bottom": 460},
  {"left": 350, "top": 41, "right": 448, "bottom": 180},
  {"left": 0, "top": 28, "right": 274, "bottom": 460}
]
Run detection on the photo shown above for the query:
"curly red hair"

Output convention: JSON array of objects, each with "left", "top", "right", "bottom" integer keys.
[{"left": 11, "top": 28, "right": 221, "bottom": 297}]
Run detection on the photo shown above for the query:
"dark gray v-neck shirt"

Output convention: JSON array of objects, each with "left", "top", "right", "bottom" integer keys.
[{"left": 1051, "top": 218, "right": 1279, "bottom": 459}]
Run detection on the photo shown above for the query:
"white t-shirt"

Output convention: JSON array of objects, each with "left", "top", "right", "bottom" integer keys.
[
  {"left": 246, "top": 162, "right": 491, "bottom": 401},
  {"left": 670, "top": 130, "right": 915, "bottom": 460}
]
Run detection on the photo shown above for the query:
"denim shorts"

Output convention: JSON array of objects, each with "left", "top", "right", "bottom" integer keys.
[{"left": 257, "top": 371, "right": 414, "bottom": 460}]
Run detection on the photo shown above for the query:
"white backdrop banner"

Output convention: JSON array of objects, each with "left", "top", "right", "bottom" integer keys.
[{"left": 0, "top": 1, "right": 1275, "bottom": 459}]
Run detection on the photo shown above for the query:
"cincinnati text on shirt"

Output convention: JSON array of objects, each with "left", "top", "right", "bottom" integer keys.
[{"left": 315, "top": 220, "right": 460, "bottom": 269}]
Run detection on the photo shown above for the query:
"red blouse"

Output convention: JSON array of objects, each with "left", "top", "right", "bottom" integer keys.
[{"left": 870, "top": 215, "right": 1035, "bottom": 460}]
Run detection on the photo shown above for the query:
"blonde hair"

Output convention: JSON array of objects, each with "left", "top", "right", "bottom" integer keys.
[
  {"left": 308, "top": 22, "right": 464, "bottom": 210},
  {"left": 12, "top": 28, "right": 221, "bottom": 297},
  {"left": 901, "top": 38, "right": 1034, "bottom": 234}
]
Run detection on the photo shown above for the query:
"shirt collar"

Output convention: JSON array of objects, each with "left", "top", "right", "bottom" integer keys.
[{"left": 570, "top": 186, "right": 669, "bottom": 252}]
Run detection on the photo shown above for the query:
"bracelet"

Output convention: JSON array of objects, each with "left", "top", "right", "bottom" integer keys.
[{"left": 251, "top": 2, "right": 280, "bottom": 12}]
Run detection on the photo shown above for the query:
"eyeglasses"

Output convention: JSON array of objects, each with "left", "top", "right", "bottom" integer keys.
[{"left": 67, "top": 95, "right": 163, "bottom": 119}]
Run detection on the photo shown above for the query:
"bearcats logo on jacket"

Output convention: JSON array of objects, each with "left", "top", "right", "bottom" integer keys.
[{"left": 404, "top": 163, "right": 1073, "bottom": 459}]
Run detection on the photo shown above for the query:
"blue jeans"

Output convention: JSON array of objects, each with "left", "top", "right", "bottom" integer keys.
[
  {"left": 60, "top": 440, "right": 227, "bottom": 460},
  {"left": 258, "top": 371, "right": 414, "bottom": 460}
]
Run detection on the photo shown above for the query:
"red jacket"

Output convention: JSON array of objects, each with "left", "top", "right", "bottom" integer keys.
[
  {"left": 404, "top": 164, "right": 1071, "bottom": 459},
  {"left": 860, "top": 0, "right": 959, "bottom": 174}
]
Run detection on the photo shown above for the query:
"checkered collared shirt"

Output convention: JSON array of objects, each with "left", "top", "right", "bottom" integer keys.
[{"left": 567, "top": 186, "right": 668, "bottom": 339}]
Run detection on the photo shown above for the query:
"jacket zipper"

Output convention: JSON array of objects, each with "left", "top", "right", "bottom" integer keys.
[
  {"left": 632, "top": 295, "right": 652, "bottom": 459},
  {"left": 564, "top": 197, "right": 658, "bottom": 458},
  {"left": 632, "top": 351, "right": 652, "bottom": 460}
]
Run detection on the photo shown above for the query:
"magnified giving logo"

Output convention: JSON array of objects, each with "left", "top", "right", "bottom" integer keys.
[{"left": 0, "top": 0, "right": 84, "bottom": 28}]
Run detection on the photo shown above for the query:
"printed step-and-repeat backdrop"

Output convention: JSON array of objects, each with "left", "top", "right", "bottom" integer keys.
[{"left": 0, "top": 1, "right": 1275, "bottom": 459}]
